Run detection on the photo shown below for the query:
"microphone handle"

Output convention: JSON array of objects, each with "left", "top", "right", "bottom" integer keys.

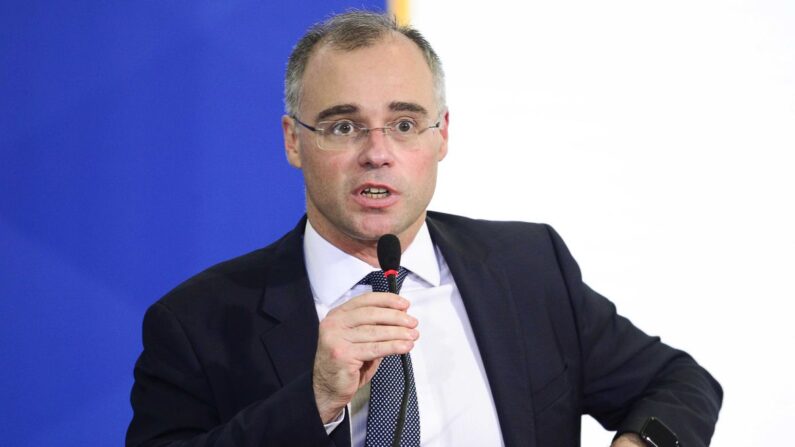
[
  {"left": 385, "top": 271, "right": 410, "bottom": 447},
  {"left": 393, "top": 354, "right": 411, "bottom": 447}
]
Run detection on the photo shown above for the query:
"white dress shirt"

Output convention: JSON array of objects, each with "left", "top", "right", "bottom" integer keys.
[{"left": 303, "top": 221, "right": 504, "bottom": 446}]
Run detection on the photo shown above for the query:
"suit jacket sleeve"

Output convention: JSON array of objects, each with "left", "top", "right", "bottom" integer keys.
[
  {"left": 126, "top": 301, "right": 335, "bottom": 447},
  {"left": 545, "top": 225, "right": 723, "bottom": 445}
]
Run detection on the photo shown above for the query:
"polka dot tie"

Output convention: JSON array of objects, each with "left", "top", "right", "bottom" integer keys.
[{"left": 358, "top": 268, "right": 420, "bottom": 446}]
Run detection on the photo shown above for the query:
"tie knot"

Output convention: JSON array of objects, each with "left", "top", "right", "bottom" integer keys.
[{"left": 359, "top": 267, "right": 409, "bottom": 293}]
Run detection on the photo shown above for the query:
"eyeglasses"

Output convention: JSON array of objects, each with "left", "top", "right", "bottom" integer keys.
[{"left": 292, "top": 115, "right": 441, "bottom": 151}]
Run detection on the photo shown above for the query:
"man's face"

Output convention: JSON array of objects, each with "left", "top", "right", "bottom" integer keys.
[{"left": 283, "top": 33, "right": 448, "bottom": 251}]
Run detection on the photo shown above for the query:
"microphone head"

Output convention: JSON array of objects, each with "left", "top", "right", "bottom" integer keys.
[{"left": 377, "top": 234, "right": 401, "bottom": 272}]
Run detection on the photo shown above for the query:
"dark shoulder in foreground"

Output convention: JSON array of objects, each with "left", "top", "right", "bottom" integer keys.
[
  {"left": 427, "top": 210, "right": 557, "bottom": 254},
  {"left": 152, "top": 221, "right": 304, "bottom": 316}
]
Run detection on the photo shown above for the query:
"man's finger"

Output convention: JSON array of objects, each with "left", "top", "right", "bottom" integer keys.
[
  {"left": 341, "top": 307, "right": 418, "bottom": 329},
  {"left": 337, "top": 292, "right": 409, "bottom": 311},
  {"left": 351, "top": 340, "right": 415, "bottom": 361},
  {"left": 345, "top": 325, "right": 420, "bottom": 343}
]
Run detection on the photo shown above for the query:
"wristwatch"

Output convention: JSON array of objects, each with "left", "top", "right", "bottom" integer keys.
[{"left": 639, "top": 417, "right": 680, "bottom": 447}]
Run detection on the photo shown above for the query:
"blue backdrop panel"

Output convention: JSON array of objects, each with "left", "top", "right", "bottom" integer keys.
[{"left": 0, "top": 1, "right": 384, "bottom": 445}]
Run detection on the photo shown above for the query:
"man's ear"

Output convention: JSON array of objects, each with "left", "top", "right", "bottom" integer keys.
[
  {"left": 282, "top": 115, "right": 302, "bottom": 168},
  {"left": 437, "top": 109, "right": 450, "bottom": 161}
]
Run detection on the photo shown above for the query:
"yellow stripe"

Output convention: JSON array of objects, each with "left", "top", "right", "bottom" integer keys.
[{"left": 388, "top": 0, "right": 411, "bottom": 26}]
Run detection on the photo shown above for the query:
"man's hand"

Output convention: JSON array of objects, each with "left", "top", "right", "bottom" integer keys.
[
  {"left": 611, "top": 433, "right": 647, "bottom": 447},
  {"left": 313, "top": 292, "right": 420, "bottom": 423}
]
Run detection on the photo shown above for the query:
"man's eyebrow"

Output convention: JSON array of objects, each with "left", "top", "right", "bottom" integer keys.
[
  {"left": 316, "top": 104, "right": 359, "bottom": 121},
  {"left": 389, "top": 101, "right": 428, "bottom": 115}
]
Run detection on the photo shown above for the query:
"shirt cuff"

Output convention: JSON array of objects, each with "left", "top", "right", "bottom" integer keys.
[{"left": 323, "top": 408, "right": 346, "bottom": 434}]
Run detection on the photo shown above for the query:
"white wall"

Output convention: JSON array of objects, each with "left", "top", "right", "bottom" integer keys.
[{"left": 413, "top": 1, "right": 795, "bottom": 445}]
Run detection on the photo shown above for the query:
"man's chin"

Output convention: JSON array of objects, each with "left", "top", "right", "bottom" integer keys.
[
  {"left": 353, "top": 212, "right": 424, "bottom": 242},
  {"left": 350, "top": 216, "right": 405, "bottom": 241},
  {"left": 350, "top": 225, "right": 398, "bottom": 242}
]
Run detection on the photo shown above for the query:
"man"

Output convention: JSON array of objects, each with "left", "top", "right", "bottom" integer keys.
[{"left": 127, "top": 11, "right": 721, "bottom": 447}]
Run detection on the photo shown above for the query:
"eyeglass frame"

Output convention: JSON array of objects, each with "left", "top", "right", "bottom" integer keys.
[{"left": 291, "top": 115, "right": 442, "bottom": 151}]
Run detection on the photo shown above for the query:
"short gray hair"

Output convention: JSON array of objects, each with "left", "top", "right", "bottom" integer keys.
[{"left": 284, "top": 11, "right": 446, "bottom": 117}]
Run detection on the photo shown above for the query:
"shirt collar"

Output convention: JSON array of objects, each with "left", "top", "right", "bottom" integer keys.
[{"left": 303, "top": 220, "right": 441, "bottom": 307}]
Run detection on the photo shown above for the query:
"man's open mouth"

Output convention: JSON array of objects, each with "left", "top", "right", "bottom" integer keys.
[{"left": 361, "top": 187, "right": 390, "bottom": 199}]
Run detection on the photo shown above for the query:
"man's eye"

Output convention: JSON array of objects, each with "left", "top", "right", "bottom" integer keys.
[
  {"left": 330, "top": 121, "right": 356, "bottom": 136},
  {"left": 394, "top": 119, "right": 416, "bottom": 133}
]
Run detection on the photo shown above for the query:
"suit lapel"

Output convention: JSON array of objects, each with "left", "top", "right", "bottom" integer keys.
[
  {"left": 258, "top": 217, "right": 318, "bottom": 386},
  {"left": 256, "top": 217, "right": 351, "bottom": 446},
  {"left": 427, "top": 215, "right": 536, "bottom": 447},
  {"left": 260, "top": 216, "right": 351, "bottom": 447}
]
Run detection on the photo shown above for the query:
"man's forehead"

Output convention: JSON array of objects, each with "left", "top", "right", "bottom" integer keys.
[
  {"left": 299, "top": 34, "right": 436, "bottom": 119},
  {"left": 306, "top": 33, "right": 428, "bottom": 73}
]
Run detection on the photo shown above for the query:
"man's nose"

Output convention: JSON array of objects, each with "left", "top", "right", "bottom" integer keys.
[{"left": 357, "top": 127, "right": 395, "bottom": 167}]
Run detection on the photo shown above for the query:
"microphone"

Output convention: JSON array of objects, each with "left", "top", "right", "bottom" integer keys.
[
  {"left": 377, "top": 234, "right": 401, "bottom": 294},
  {"left": 376, "top": 234, "right": 410, "bottom": 447}
]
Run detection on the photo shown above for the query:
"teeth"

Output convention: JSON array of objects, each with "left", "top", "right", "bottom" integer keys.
[{"left": 362, "top": 187, "right": 390, "bottom": 198}]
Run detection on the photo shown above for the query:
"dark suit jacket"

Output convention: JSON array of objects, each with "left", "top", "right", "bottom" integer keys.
[{"left": 127, "top": 212, "right": 722, "bottom": 446}]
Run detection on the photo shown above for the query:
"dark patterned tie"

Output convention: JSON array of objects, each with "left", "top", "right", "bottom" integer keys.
[{"left": 359, "top": 267, "right": 420, "bottom": 446}]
